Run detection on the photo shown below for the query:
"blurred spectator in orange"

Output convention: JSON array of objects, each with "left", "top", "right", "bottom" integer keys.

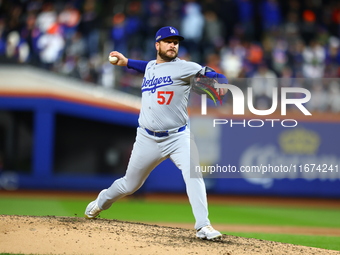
[
  {"left": 36, "top": 2, "right": 57, "bottom": 33},
  {"left": 300, "top": 9, "right": 317, "bottom": 45},
  {"left": 246, "top": 43, "right": 263, "bottom": 65},
  {"left": 37, "top": 23, "right": 65, "bottom": 70},
  {"left": 330, "top": 2, "right": 340, "bottom": 36}
]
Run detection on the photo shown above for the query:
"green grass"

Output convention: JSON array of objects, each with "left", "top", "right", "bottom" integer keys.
[
  {"left": 0, "top": 253, "right": 58, "bottom": 255},
  {"left": 0, "top": 254, "right": 25, "bottom": 255},
  {"left": 0, "top": 196, "right": 83, "bottom": 217},
  {"left": 104, "top": 200, "right": 340, "bottom": 228},
  {"left": 209, "top": 203, "right": 340, "bottom": 228},
  {"left": 1, "top": 197, "right": 339, "bottom": 228},
  {"left": 1, "top": 195, "right": 340, "bottom": 251},
  {"left": 225, "top": 232, "right": 340, "bottom": 251}
]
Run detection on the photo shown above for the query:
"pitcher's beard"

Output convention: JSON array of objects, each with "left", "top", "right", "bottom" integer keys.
[{"left": 158, "top": 49, "right": 177, "bottom": 62}]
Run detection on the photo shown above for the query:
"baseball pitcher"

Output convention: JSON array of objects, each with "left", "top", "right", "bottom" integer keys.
[{"left": 85, "top": 26, "right": 228, "bottom": 240}]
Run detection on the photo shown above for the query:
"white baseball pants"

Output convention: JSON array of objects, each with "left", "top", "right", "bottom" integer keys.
[{"left": 97, "top": 127, "right": 211, "bottom": 230}]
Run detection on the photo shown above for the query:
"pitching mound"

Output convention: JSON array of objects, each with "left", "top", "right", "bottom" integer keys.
[{"left": 0, "top": 215, "right": 339, "bottom": 255}]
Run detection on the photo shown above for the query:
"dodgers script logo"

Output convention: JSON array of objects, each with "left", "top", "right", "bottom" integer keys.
[{"left": 141, "top": 76, "right": 174, "bottom": 93}]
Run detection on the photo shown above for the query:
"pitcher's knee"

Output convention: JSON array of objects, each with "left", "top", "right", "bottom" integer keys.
[
  {"left": 124, "top": 185, "right": 140, "bottom": 195},
  {"left": 116, "top": 176, "right": 144, "bottom": 196},
  {"left": 123, "top": 180, "right": 143, "bottom": 195}
]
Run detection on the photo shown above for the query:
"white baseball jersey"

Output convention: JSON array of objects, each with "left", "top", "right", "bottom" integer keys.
[
  {"left": 139, "top": 58, "right": 202, "bottom": 131},
  {"left": 96, "top": 57, "right": 212, "bottom": 231}
]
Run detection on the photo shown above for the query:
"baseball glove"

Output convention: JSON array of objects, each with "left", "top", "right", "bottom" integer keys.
[{"left": 191, "top": 67, "right": 224, "bottom": 105}]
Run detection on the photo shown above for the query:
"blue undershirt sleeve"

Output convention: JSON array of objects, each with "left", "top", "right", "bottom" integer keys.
[
  {"left": 127, "top": 59, "right": 149, "bottom": 73},
  {"left": 205, "top": 71, "right": 229, "bottom": 84}
]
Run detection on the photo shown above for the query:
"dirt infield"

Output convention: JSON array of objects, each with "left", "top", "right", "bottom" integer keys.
[
  {"left": 1, "top": 191, "right": 340, "bottom": 254},
  {"left": 1, "top": 215, "right": 339, "bottom": 255}
]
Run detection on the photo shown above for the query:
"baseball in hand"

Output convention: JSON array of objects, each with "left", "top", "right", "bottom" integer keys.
[{"left": 108, "top": 56, "right": 118, "bottom": 64}]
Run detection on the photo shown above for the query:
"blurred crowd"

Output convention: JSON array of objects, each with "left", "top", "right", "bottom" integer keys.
[{"left": 1, "top": 0, "right": 340, "bottom": 112}]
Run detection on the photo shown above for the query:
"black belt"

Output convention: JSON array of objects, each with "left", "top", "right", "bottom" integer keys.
[{"left": 144, "top": 125, "right": 187, "bottom": 137}]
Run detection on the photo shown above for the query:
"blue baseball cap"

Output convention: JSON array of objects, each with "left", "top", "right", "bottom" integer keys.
[{"left": 155, "top": 26, "right": 184, "bottom": 42}]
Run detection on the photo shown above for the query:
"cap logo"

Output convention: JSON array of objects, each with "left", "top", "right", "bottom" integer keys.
[{"left": 170, "top": 27, "right": 176, "bottom": 34}]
